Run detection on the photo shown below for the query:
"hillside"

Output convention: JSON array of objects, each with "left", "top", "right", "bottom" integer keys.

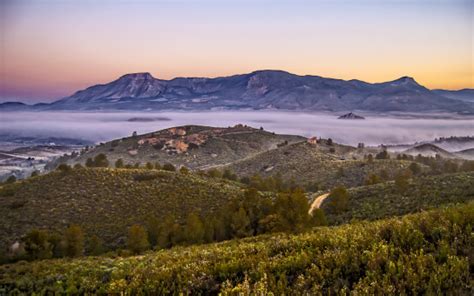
[
  {"left": 455, "top": 148, "right": 474, "bottom": 160},
  {"left": 225, "top": 141, "right": 415, "bottom": 188},
  {"left": 65, "top": 125, "right": 304, "bottom": 170},
  {"left": 402, "top": 143, "right": 458, "bottom": 159},
  {"left": 4, "top": 70, "right": 473, "bottom": 113},
  {"left": 321, "top": 172, "right": 474, "bottom": 225},
  {"left": 0, "top": 168, "right": 245, "bottom": 250},
  {"left": 0, "top": 203, "right": 472, "bottom": 294}
]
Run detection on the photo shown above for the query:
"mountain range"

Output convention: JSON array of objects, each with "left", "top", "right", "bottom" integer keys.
[{"left": 2, "top": 70, "right": 473, "bottom": 113}]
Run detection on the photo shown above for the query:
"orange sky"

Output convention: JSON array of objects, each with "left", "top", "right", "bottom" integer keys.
[{"left": 1, "top": 0, "right": 472, "bottom": 102}]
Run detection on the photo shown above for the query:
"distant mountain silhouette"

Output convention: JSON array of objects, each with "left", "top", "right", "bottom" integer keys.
[{"left": 2, "top": 70, "right": 473, "bottom": 113}]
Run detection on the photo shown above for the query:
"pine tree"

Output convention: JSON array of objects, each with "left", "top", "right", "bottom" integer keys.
[
  {"left": 230, "top": 207, "right": 252, "bottom": 238},
  {"left": 327, "top": 186, "right": 349, "bottom": 213},
  {"left": 273, "top": 189, "right": 311, "bottom": 233},
  {"left": 115, "top": 158, "right": 124, "bottom": 168},
  {"left": 88, "top": 235, "right": 105, "bottom": 256},
  {"left": 63, "top": 225, "right": 84, "bottom": 257},
  {"left": 310, "top": 208, "right": 328, "bottom": 226},
  {"left": 127, "top": 224, "right": 150, "bottom": 254},
  {"left": 23, "top": 229, "right": 52, "bottom": 260},
  {"left": 183, "top": 213, "right": 205, "bottom": 244}
]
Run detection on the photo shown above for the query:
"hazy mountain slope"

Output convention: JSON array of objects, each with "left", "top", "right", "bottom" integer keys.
[
  {"left": 1, "top": 203, "right": 472, "bottom": 294},
  {"left": 455, "top": 148, "right": 474, "bottom": 160},
  {"left": 11, "top": 70, "right": 472, "bottom": 113},
  {"left": 0, "top": 168, "right": 245, "bottom": 250},
  {"left": 321, "top": 171, "right": 474, "bottom": 224},
  {"left": 402, "top": 143, "right": 458, "bottom": 158},
  {"left": 225, "top": 141, "right": 415, "bottom": 188},
  {"left": 433, "top": 88, "right": 474, "bottom": 102},
  {"left": 67, "top": 125, "right": 305, "bottom": 170}
]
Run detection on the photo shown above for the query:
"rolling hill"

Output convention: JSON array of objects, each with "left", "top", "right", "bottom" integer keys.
[
  {"left": 225, "top": 140, "right": 415, "bottom": 189},
  {"left": 402, "top": 143, "right": 458, "bottom": 159},
  {"left": 0, "top": 168, "right": 246, "bottom": 251},
  {"left": 63, "top": 125, "right": 304, "bottom": 170}
]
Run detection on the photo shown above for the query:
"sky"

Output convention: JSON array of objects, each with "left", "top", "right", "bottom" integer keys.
[{"left": 0, "top": 0, "right": 473, "bottom": 103}]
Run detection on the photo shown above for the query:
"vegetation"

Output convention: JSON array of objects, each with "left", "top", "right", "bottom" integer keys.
[
  {"left": 322, "top": 171, "right": 474, "bottom": 225},
  {"left": 0, "top": 167, "right": 245, "bottom": 253},
  {"left": 0, "top": 203, "right": 471, "bottom": 294}
]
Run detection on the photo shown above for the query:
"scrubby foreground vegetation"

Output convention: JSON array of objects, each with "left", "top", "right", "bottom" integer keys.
[{"left": 0, "top": 203, "right": 472, "bottom": 294}]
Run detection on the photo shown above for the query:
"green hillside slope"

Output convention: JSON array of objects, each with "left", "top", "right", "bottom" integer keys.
[
  {"left": 227, "top": 141, "right": 416, "bottom": 188},
  {"left": 0, "top": 168, "right": 244, "bottom": 250},
  {"left": 1, "top": 203, "right": 472, "bottom": 294},
  {"left": 321, "top": 172, "right": 474, "bottom": 225}
]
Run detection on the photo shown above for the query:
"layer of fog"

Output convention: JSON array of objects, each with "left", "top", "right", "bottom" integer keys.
[{"left": 1, "top": 111, "right": 473, "bottom": 148}]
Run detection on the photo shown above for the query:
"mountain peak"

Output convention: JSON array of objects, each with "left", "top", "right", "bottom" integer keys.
[
  {"left": 392, "top": 76, "right": 418, "bottom": 85},
  {"left": 118, "top": 72, "right": 155, "bottom": 81}
]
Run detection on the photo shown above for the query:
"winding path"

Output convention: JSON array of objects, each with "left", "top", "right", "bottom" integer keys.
[{"left": 309, "top": 193, "right": 329, "bottom": 214}]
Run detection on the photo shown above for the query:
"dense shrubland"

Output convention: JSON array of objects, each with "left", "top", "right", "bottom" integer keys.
[
  {"left": 322, "top": 171, "right": 474, "bottom": 225},
  {"left": 0, "top": 202, "right": 472, "bottom": 294}
]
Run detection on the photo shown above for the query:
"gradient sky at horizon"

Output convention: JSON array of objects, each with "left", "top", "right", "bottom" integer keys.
[{"left": 0, "top": 0, "right": 473, "bottom": 103}]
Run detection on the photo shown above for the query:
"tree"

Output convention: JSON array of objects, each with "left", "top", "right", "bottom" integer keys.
[
  {"left": 30, "top": 170, "right": 39, "bottom": 177},
  {"left": 73, "top": 163, "right": 83, "bottom": 170},
  {"left": 23, "top": 229, "right": 52, "bottom": 260},
  {"left": 365, "top": 173, "right": 382, "bottom": 185},
  {"left": 63, "top": 225, "right": 84, "bottom": 257},
  {"left": 85, "top": 158, "right": 94, "bottom": 168},
  {"left": 327, "top": 138, "right": 333, "bottom": 146},
  {"left": 127, "top": 224, "right": 150, "bottom": 254},
  {"left": 57, "top": 163, "right": 72, "bottom": 173},
  {"left": 207, "top": 168, "right": 222, "bottom": 178},
  {"left": 375, "top": 150, "right": 390, "bottom": 160},
  {"left": 367, "top": 154, "right": 374, "bottom": 163},
  {"left": 327, "top": 186, "right": 349, "bottom": 213},
  {"left": 183, "top": 213, "right": 205, "bottom": 244},
  {"left": 230, "top": 207, "right": 252, "bottom": 238},
  {"left": 408, "top": 162, "right": 421, "bottom": 175},
  {"left": 5, "top": 175, "right": 16, "bottom": 184},
  {"left": 115, "top": 158, "right": 124, "bottom": 168},
  {"left": 273, "top": 189, "right": 311, "bottom": 233},
  {"left": 395, "top": 171, "right": 411, "bottom": 193},
  {"left": 155, "top": 214, "right": 180, "bottom": 249},
  {"left": 145, "top": 162, "right": 154, "bottom": 170},
  {"left": 88, "top": 235, "right": 105, "bottom": 256},
  {"left": 146, "top": 216, "right": 161, "bottom": 248},
  {"left": 93, "top": 153, "right": 109, "bottom": 167},
  {"left": 179, "top": 166, "right": 190, "bottom": 174},
  {"left": 162, "top": 163, "right": 176, "bottom": 172},
  {"left": 310, "top": 208, "right": 328, "bottom": 226},
  {"left": 223, "top": 169, "right": 237, "bottom": 181}
]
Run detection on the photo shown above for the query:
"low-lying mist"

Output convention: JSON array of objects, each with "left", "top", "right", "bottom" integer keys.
[{"left": 1, "top": 111, "right": 473, "bottom": 147}]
